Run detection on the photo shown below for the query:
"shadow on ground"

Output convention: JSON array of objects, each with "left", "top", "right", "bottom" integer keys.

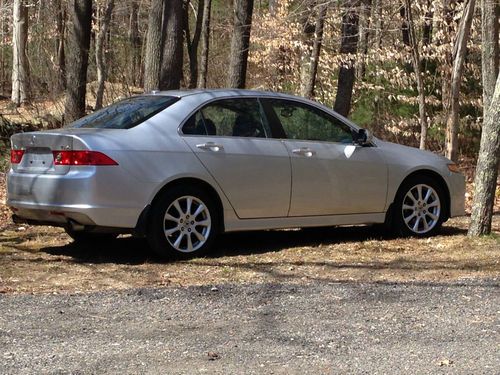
[{"left": 40, "top": 223, "right": 468, "bottom": 266}]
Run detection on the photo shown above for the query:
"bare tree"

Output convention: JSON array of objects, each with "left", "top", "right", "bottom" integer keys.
[
  {"left": 160, "top": 0, "right": 183, "bottom": 90},
  {"left": 468, "top": 0, "right": 500, "bottom": 235},
  {"left": 95, "top": 0, "right": 115, "bottom": 110},
  {"left": 227, "top": 0, "right": 254, "bottom": 88},
  {"left": 300, "top": 2, "right": 327, "bottom": 98},
  {"left": 404, "top": 0, "right": 428, "bottom": 150},
  {"left": 128, "top": 0, "right": 141, "bottom": 86},
  {"left": 480, "top": 0, "right": 499, "bottom": 112},
  {"left": 186, "top": 0, "right": 204, "bottom": 88},
  {"left": 333, "top": 0, "right": 359, "bottom": 117},
  {"left": 64, "top": 0, "right": 92, "bottom": 123},
  {"left": 357, "top": 0, "right": 372, "bottom": 80},
  {"left": 197, "top": 0, "right": 212, "bottom": 88},
  {"left": 55, "top": 0, "right": 67, "bottom": 91},
  {"left": 469, "top": 74, "right": 500, "bottom": 235},
  {"left": 444, "top": 0, "right": 476, "bottom": 162},
  {"left": 11, "top": 0, "right": 30, "bottom": 106},
  {"left": 144, "top": 0, "right": 165, "bottom": 92}
]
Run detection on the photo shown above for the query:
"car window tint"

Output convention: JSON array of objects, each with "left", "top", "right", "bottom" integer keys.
[
  {"left": 68, "top": 96, "right": 178, "bottom": 129},
  {"left": 193, "top": 98, "right": 270, "bottom": 138},
  {"left": 268, "top": 99, "right": 353, "bottom": 143}
]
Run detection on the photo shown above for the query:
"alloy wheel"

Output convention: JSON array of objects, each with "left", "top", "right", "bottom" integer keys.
[{"left": 401, "top": 184, "right": 441, "bottom": 234}]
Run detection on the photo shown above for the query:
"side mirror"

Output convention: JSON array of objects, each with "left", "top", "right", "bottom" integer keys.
[{"left": 354, "top": 128, "right": 373, "bottom": 146}]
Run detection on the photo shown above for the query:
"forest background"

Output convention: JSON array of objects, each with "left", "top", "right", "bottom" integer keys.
[{"left": 0, "top": 0, "right": 498, "bottom": 234}]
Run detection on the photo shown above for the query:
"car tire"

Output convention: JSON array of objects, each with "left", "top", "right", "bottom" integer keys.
[
  {"left": 65, "top": 228, "right": 118, "bottom": 243},
  {"left": 147, "top": 185, "right": 219, "bottom": 260},
  {"left": 392, "top": 175, "right": 446, "bottom": 237}
]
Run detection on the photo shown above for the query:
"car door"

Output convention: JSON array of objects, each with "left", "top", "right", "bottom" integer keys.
[
  {"left": 181, "top": 98, "right": 291, "bottom": 219},
  {"left": 262, "top": 98, "right": 388, "bottom": 217}
]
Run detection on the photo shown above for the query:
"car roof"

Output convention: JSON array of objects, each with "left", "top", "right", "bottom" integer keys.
[{"left": 144, "top": 89, "right": 302, "bottom": 100}]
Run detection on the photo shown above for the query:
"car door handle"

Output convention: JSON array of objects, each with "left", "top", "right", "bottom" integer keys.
[
  {"left": 196, "top": 142, "right": 224, "bottom": 152},
  {"left": 292, "top": 147, "right": 316, "bottom": 157}
]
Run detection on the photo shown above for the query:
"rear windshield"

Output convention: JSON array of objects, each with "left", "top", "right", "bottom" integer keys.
[{"left": 68, "top": 95, "right": 179, "bottom": 129}]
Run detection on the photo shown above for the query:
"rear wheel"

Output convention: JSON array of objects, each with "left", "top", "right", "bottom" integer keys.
[
  {"left": 393, "top": 176, "right": 446, "bottom": 237},
  {"left": 147, "top": 185, "right": 219, "bottom": 260}
]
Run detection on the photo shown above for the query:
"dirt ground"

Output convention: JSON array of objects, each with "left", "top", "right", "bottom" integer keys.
[{"left": 0, "top": 214, "right": 498, "bottom": 294}]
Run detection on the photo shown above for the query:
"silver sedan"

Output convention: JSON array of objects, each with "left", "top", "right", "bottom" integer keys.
[{"left": 7, "top": 90, "right": 465, "bottom": 259}]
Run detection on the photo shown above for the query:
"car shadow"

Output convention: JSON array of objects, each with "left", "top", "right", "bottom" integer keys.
[{"left": 40, "top": 223, "right": 468, "bottom": 265}]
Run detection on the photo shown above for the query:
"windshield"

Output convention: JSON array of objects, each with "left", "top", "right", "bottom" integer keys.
[{"left": 68, "top": 95, "right": 179, "bottom": 129}]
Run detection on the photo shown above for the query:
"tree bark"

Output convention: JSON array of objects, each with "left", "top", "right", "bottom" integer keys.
[
  {"left": 300, "top": 3, "right": 327, "bottom": 98},
  {"left": 445, "top": 0, "right": 476, "bottom": 162},
  {"left": 423, "top": 0, "right": 433, "bottom": 46},
  {"left": 95, "top": 0, "right": 115, "bottom": 110},
  {"left": 481, "top": 0, "right": 499, "bottom": 112},
  {"left": 128, "top": 0, "right": 141, "bottom": 86},
  {"left": 404, "top": 0, "right": 428, "bottom": 150},
  {"left": 227, "top": 0, "right": 254, "bottom": 88},
  {"left": 197, "top": 0, "right": 211, "bottom": 88},
  {"left": 64, "top": 0, "right": 92, "bottom": 123},
  {"left": 299, "top": 2, "right": 316, "bottom": 97},
  {"left": 144, "top": 0, "right": 165, "bottom": 92},
  {"left": 441, "top": 0, "right": 456, "bottom": 145},
  {"left": 160, "top": 0, "right": 184, "bottom": 90},
  {"left": 186, "top": 0, "right": 204, "bottom": 88},
  {"left": 55, "top": 0, "right": 67, "bottom": 91},
  {"left": 468, "top": 73, "right": 500, "bottom": 235},
  {"left": 357, "top": 0, "right": 372, "bottom": 80},
  {"left": 333, "top": 1, "right": 359, "bottom": 117},
  {"left": 11, "top": 0, "right": 30, "bottom": 106}
]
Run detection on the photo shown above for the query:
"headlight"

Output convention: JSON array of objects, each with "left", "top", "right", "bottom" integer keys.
[{"left": 447, "top": 163, "right": 460, "bottom": 173}]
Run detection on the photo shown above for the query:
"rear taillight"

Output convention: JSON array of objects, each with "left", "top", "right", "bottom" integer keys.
[
  {"left": 10, "top": 149, "right": 25, "bottom": 164},
  {"left": 52, "top": 151, "right": 118, "bottom": 166}
]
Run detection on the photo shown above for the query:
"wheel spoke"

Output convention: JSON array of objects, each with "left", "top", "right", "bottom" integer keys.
[
  {"left": 187, "top": 234, "right": 194, "bottom": 252},
  {"left": 196, "top": 219, "right": 211, "bottom": 227},
  {"left": 193, "top": 204, "right": 205, "bottom": 218},
  {"left": 427, "top": 212, "right": 438, "bottom": 221},
  {"left": 164, "top": 213, "right": 179, "bottom": 223},
  {"left": 193, "top": 229, "right": 206, "bottom": 242},
  {"left": 164, "top": 227, "right": 180, "bottom": 236},
  {"left": 422, "top": 217, "right": 429, "bottom": 231},
  {"left": 186, "top": 197, "right": 193, "bottom": 215},
  {"left": 403, "top": 204, "right": 415, "bottom": 211},
  {"left": 427, "top": 201, "right": 439, "bottom": 208},
  {"left": 417, "top": 185, "right": 423, "bottom": 201},
  {"left": 412, "top": 217, "right": 421, "bottom": 232},
  {"left": 173, "top": 232, "right": 185, "bottom": 248},
  {"left": 173, "top": 200, "right": 183, "bottom": 216},
  {"left": 423, "top": 188, "right": 432, "bottom": 203},
  {"left": 404, "top": 213, "right": 416, "bottom": 224}
]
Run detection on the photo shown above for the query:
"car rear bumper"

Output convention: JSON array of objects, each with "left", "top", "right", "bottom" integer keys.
[{"left": 7, "top": 168, "right": 148, "bottom": 228}]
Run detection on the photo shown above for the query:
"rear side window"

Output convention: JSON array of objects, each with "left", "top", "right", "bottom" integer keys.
[
  {"left": 68, "top": 95, "right": 179, "bottom": 129},
  {"left": 182, "top": 98, "right": 271, "bottom": 138}
]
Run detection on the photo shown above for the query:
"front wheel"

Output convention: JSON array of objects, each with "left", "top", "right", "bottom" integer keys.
[
  {"left": 147, "top": 186, "right": 219, "bottom": 260},
  {"left": 393, "top": 176, "right": 446, "bottom": 237}
]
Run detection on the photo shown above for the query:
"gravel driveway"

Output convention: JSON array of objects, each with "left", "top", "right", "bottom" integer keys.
[{"left": 1, "top": 280, "right": 499, "bottom": 374}]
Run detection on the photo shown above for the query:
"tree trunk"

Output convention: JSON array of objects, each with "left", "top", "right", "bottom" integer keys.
[
  {"left": 399, "top": 3, "right": 410, "bottom": 46},
  {"left": 481, "top": 0, "right": 499, "bottom": 112},
  {"left": 197, "top": 0, "right": 211, "bottom": 88},
  {"left": 441, "top": 0, "right": 456, "bottom": 144},
  {"left": 299, "top": 2, "right": 316, "bottom": 97},
  {"left": 11, "top": 0, "right": 30, "bottom": 106},
  {"left": 423, "top": 0, "right": 433, "bottom": 46},
  {"left": 333, "top": 1, "right": 359, "bottom": 117},
  {"left": 372, "top": 0, "right": 383, "bottom": 49},
  {"left": 468, "top": 73, "right": 500, "bottom": 235},
  {"left": 95, "top": 0, "right": 115, "bottom": 110},
  {"left": 55, "top": 0, "right": 67, "bottom": 91},
  {"left": 445, "top": 0, "right": 476, "bottom": 162},
  {"left": 144, "top": 0, "right": 165, "bottom": 92},
  {"left": 301, "top": 3, "right": 326, "bottom": 98},
  {"left": 227, "top": 0, "right": 254, "bottom": 88},
  {"left": 357, "top": 0, "right": 372, "bottom": 80},
  {"left": 128, "top": 0, "right": 141, "bottom": 86},
  {"left": 64, "top": 0, "right": 92, "bottom": 123},
  {"left": 186, "top": 0, "right": 204, "bottom": 88},
  {"left": 404, "top": 0, "right": 428, "bottom": 150},
  {"left": 160, "top": 0, "right": 183, "bottom": 90}
]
